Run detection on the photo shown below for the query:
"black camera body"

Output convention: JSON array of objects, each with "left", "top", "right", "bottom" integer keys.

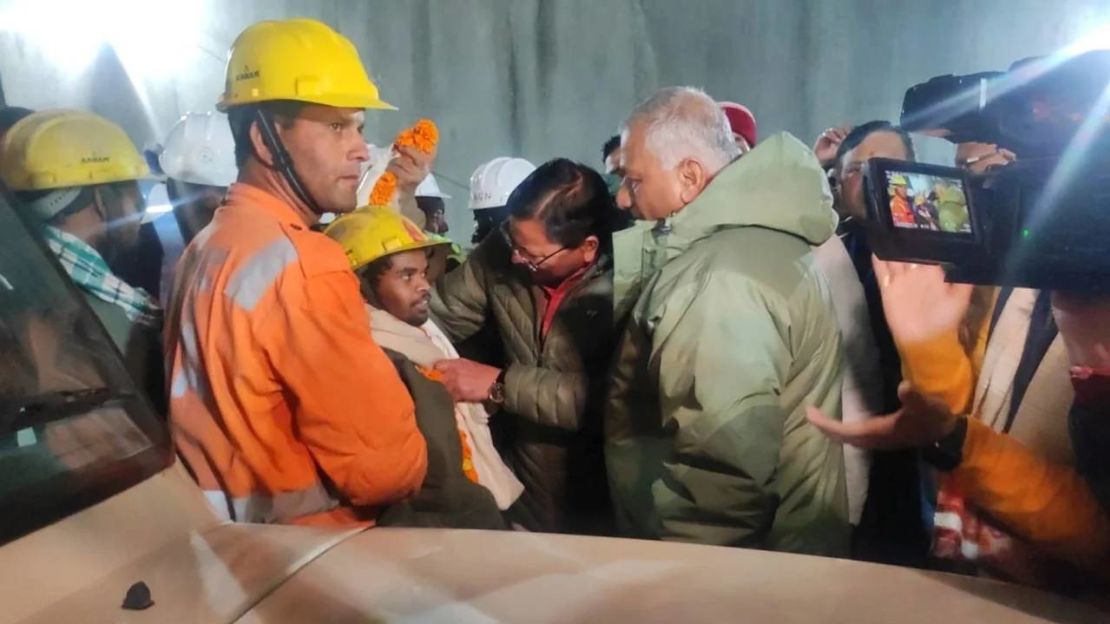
[
  {"left": 865, "top": 156, "right": 1110, "bottom": 291},
  {"left": 862, "top": 49, "right": 1110, "bottom": 291}
]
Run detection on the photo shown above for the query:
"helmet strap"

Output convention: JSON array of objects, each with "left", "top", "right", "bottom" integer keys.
[{"left": 254, "top": 108, "right": 325, "bottom": 216}]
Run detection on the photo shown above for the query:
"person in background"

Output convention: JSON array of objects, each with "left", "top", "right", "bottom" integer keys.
[
  {"left": 166, "top": 18, "right": 430, "bottom": 527},
  {"left": 160, "top": 111, "right": 238, "bottom": 244},
  {"left": 869, "top": 262, "right": 1077, "bottom": 587},
  {"left": 414, "top": 172, "right": 466, "bottom": 271},
  {"left": 431, "top": 158, "right": 618, "bottom": 534},
  {"left": 467, "top": 156, "right": 535, "bottom": 245},
  {"left": 813, "top": 125, "right": 853, "bottom": 172},
  {"left": 415, "top": 173, "right": 451, "bottom": 236},
  {"left": 140, "top": 111, "right": 238, "bottom": 304},
  {"left": 819, "top": 121, "right": 930, "bottom": 565},
  {"left": 719, "top": 100, "right": 758, "bottom": 153},
  {"left": 0, "top": 109, "right": 165, "bottom": 414},
  {"left": 870, "top": 139, "right": 1078, "bottom": 587},
  {"left": 808, "top": 288, "right": 1110, "bottom": 593},
  {"left": 325, "top": 206, "right": 513, "bottom": 528},
  {"left": 601, "top": 135, "right": 637, "bottom": 234},
  {"left": 602, "top": 135, "right": 623, "bottom": 196},
  {"left": 603, "top": 135, "right": 622, "bottom": 175},
  {"left": 606, "top": 86, "right": 848, "bottom": 557}
]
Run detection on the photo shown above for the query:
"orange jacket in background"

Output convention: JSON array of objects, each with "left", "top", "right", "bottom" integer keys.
[
  {"left": 165, "top": 183, "right": 427, "bottom": 527},
  {"left": 896, "top": 287, "right": 1107, "bottom": 576},
  {"left": 896, "top": 286, "right": 995, "bottom": 415},
  {"left": 949, "top": 417, "right": 1110, "bottom": 576}
]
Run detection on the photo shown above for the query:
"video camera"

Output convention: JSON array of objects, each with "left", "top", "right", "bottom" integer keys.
[{"left": 863, "top": 49, "right": 1110, "bottom": 291}]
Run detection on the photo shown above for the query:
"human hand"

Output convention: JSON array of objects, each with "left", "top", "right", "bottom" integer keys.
[
  {"left": 813, "top": 125, "right": 852, "bottom": 168},
  {"left": 389, "top": 144, "right": 437, "bottom": 195},
  {"left": 806, "top": 383, "right": 959, "bottom": 450},
  {"left": 874, "top": 256, "right": 973, "bottom": 346},
  {"left": 432, "top": 358, "right": 501, "bottom": 403}
]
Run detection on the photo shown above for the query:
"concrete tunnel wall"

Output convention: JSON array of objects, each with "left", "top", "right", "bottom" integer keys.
[{"left": 1, "top": 0, "right": 1107, "bottom": 239}]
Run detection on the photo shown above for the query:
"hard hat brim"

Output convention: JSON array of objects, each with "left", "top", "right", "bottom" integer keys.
[
  {"left": 218, "top": 93, "right": 397, "bottom": 113},
  {"left": 348, "top": 237, "right": 451, "bottom": 273}
]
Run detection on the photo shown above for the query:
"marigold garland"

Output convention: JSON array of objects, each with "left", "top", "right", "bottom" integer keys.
[
  {"left": 396, "top": 118, "right": 439, "bottom": 153},
  {"left": 369, "top": 171, "right": 398, "bottom": 206},
  {"left": 368, "top": 118, "right": 439, "bottom": 206},
  {"left": 417, "top": 363, "right": 480, "bottom": 483}
]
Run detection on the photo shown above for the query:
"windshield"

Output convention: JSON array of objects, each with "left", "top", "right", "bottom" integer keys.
[{"left": 0, "top": 188, "right": 170, "bottom": 544}]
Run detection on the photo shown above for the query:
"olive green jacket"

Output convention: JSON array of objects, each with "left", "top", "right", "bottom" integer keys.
[
  {"left": 606, "top": 133, "right": 850, "bottom": 556},
  {"left": 430, "top": 234, "right": 615, "bottom": 533}
]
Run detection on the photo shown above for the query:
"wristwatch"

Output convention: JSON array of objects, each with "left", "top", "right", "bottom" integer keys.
[
  {"left": 922, "top": 416, "right": 969, "bottom": 472},
  {"left": 487, "top": 369, "right": 507, "bottom": 405}
]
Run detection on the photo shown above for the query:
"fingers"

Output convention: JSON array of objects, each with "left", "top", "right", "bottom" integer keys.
[
  {"left": 395, "top": 144, "right": 428, "bottom": 160},
  {"left": 872, "top": 255, "right": 893, "bottom": 289},
  {"left": 895, "top": 382, "right": 925, "bottom": 411},
  {"left": 806, "top": 406, "right": 888, "bottom": 449},
  {"left": 947, "top": 281, "right": 974, "bottom": 302}
]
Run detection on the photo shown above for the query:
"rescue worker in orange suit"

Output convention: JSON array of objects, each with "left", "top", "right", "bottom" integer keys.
[{"left": 165, "top": 19, "right": 435, "bottom": 526}]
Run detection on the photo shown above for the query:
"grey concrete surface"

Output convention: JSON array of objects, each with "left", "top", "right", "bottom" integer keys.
[{"left": 1, "top": 0, "right": 1106, "bottom": 237}]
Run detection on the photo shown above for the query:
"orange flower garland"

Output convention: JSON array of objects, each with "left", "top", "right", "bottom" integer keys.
[
  {"left": 369, "top": 171, "right": 397, "bottom": 206},
  {"left": 368, "top": 119, "right": 439, "bottom": 206},
  {"left": 396, "top": 118, "right": 439, "bottom": 153},
  {"left": 418, "top": 363, "right": 480, "bottom": 483}
]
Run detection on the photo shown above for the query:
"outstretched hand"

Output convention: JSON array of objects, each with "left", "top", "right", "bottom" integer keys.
[
  {"left": 432, "top": 358, "right": 501, "bottom": 403},
  {"left": 807, "top": 383, "right": 959, "bottom": 450},
  {"left": 873, "top": 256, "right": 973, "bottom": 346}
]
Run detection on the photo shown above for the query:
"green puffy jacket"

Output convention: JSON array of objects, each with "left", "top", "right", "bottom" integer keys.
[
  {"left": 606, "top": 132, "right": 849, "bottom": 556},
  {"left": 430, "top": 234, "right": 616, "bottom": 533}
]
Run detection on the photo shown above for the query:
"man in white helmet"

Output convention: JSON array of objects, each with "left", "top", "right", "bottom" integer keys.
[
  {"left": 146, "top": 111, "right": 239, "bottom": 302},
  {"left": 468, "top": 157, "right": 536, "bottom": 245},
  {"left": 159, "top": 111, "right": 238, "bottom": 244},
  {"left": 415, "top": 173, "right": 451, "bottom": 236}
]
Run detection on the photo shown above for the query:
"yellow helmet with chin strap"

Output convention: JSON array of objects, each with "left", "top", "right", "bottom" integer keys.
[
  {"left": 325, "top": 205, "right": 450, "bottom": 273},
  {"left": 217, "top": 18, "right": 395, "bottom": 217},
  {"left": 217, "top": 18, "right": 394, "bottom": 111}
]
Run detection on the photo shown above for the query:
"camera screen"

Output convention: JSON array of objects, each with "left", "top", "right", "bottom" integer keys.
[{"left": 885, "top": 171, "right": 972, "bottom": 235}]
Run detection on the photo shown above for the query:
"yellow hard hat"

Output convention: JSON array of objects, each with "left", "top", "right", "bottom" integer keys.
[
  {"left": 218, "top": 18, "right": 394, "bottom": 112},
  {"left": 325, "top": 205, "right": 449, "bottom": 272},
  {"left": 0, "top": 109, "right": 151, "bottom": 192}
]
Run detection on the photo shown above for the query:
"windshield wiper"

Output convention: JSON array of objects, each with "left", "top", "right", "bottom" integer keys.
[{"left": 0, "top": 388, "right": 135, "bottom": 435}]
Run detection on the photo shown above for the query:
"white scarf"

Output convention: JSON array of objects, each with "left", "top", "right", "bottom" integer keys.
[{"left": 367, "top": 305, "right": 524, "bottom": 509}]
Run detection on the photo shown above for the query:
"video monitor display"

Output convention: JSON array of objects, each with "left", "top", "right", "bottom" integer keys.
[{"left": 884, "top": 170, "right": 972, "bottom": 235}]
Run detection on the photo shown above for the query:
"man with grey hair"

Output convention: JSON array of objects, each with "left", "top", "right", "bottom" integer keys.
[{"left": 605, "top": 87, "right": 849, "bottom": 556}]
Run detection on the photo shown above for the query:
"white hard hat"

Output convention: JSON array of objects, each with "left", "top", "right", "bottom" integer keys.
[
  {"left": 415, "top": 173, "right": 451, "bottom": 199},
  {"left": 158, "top": 111, "right": 237, "bottom": 187},
  {"left": 469, "top": 157, "right": 536, "bottom": 210}
]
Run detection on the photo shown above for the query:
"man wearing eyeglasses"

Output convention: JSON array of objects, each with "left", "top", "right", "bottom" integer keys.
[{"left": 430, "top": 158, "right": 618, "bottom": 534}]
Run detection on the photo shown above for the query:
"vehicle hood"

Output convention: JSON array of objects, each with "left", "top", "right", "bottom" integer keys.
[{"left": 239, "top": 529, "right": 1102, "bottom": 623}]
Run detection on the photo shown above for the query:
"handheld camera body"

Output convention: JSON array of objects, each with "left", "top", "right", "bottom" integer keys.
[{"left": 862, "top": 49, "right": 1110, "bottom": 291}]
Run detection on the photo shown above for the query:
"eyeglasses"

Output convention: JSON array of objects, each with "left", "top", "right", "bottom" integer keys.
[
  {"left": 842, "top": 161, "right": 865, "bottom": 177},
  {"left": 499, "top": 221, "right": 569, "bottom": 273}
]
